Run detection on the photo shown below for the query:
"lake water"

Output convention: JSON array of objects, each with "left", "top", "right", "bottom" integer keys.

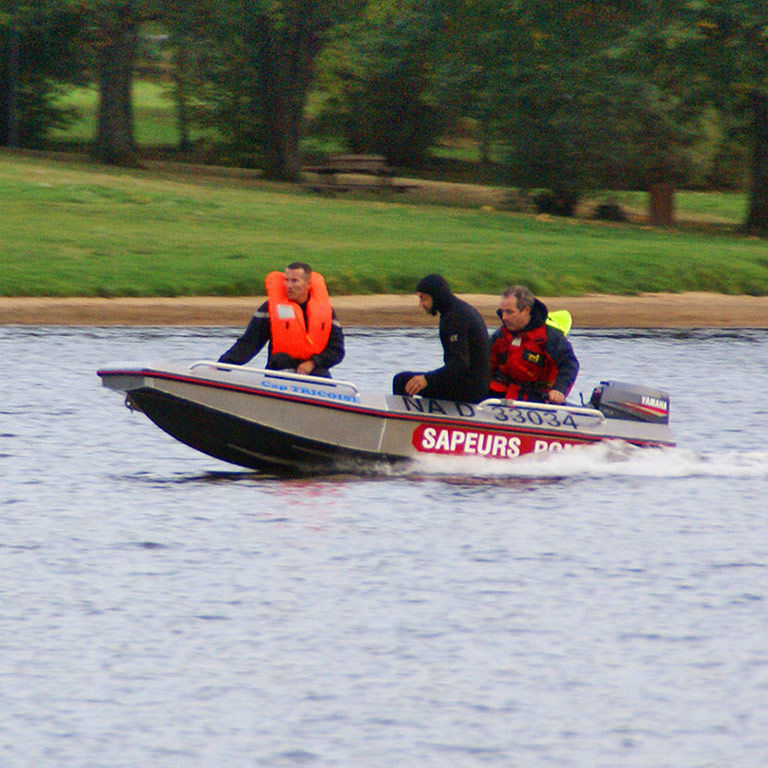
[{"left": 2, "top": 325, "right": 768, "bottom": 767}]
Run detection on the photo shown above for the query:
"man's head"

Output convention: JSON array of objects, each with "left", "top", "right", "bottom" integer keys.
[
  {"left": 285, "top": 262, "right": 312, "bottom": 303},
  {"left": 497, "top": 285, "right": 534, "bottom": 332},
  {"left": 416, "top": 274, "right": 452, "bottom": 316}
]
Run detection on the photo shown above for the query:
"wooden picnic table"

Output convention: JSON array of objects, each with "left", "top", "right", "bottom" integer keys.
[{"left": 305, "top": 154, "right": 416, "bottom": 194}]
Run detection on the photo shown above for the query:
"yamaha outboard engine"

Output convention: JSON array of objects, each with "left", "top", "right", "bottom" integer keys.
[{"left": 589, "top": 380, "right": 670, "bottom": 424}]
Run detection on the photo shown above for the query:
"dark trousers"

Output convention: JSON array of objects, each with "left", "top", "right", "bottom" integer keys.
[
  {"left": 269, "top": 352, "right": 331, "bottom": 378},
  {"left": 392, "top": 371, "right": 475, "bottom": 402}
]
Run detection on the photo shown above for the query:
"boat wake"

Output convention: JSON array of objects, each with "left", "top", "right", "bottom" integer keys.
[{"left": 408, "top": 442, "right": 768, "bottom": 480}]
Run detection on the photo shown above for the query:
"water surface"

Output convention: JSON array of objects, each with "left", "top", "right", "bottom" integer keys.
[{"left": 2, "top": 326, "right": 767, "bottom": 767}]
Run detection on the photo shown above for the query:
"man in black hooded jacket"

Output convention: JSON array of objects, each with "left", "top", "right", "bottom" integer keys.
[{"left": 392, "top": 274, "right": 491, "bottom": 403}]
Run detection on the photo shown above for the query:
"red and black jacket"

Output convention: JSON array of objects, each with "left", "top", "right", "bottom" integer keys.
[{"left": 489, "top": 299, "right": 579, "bottom": 401}]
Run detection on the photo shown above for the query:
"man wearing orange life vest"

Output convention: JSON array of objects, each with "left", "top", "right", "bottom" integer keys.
[
  {"left": 489, "top": 285, "right": 579, "bottom": 404},
  {"left": 218, "top": 262, "right": 345, "bottom": 377}
]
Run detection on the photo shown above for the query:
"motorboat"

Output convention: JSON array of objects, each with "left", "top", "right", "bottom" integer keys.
[{"left": 97, "top": 361, "right": 675, "bottom": 474}]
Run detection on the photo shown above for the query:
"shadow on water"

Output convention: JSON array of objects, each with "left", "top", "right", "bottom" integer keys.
[
  {"left": 113, "top": 465, "right": 560, "bottom": 491},
  {"left": 115, "top": 469, "right": 282, "bottom": 485},
  {"left": 112, "top": 442, "right": 768, "bottom": 490}
]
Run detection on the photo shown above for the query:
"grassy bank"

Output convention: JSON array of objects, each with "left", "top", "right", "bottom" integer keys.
[{"left": 2, "top": 152, "right": 767, "bottom": 298}]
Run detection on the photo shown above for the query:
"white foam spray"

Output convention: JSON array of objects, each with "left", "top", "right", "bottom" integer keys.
[{"left": 408, "top": 442, "right": 768, "bottom": 479}]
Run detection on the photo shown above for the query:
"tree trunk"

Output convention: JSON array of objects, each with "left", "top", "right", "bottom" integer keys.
[
  {"left": 2, "top": 23, "right": 21, "bottom": 147},
  {"left": 94, "top": 5, "right": 138, "bottom": 166},
  {"left": 649, "top": 183, "right": 675, "bottom": 226},
  {"left": 260, "top": 61, "right": 303, "bottom": 180},
  {"left": 172, "top": 43, "right": 191, "bottom": 154},
  {"left": 745, "top": 91, "right": 768, "bottom": 235},
  {"left": 257, "top": 15, "right": 316, "bottom": 181},
  {"left": 476, "top": 104, "right": 491, "bottom": 167}
]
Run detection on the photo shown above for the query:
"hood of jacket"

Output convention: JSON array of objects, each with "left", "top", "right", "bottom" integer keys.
[
  {"left": 416, "top": 273, "right": 454, "bottom": 316},
  {"left": 521, "top": 298, "right": 549, "bottom": 332}
]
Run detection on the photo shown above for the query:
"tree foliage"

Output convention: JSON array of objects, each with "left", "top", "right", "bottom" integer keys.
[
  {"left": 183, "top": 0, "right": 361, "bottom": 179},
  {"left": 431, "top": 0, "right": 528, "bottom": 165},
  {"left": 689, "top": 0, "right": 768, "bottom": 231},
  {"left": 316, "top": 1, "right": 444, "bottom": 166},
  {"left": 475, "top": 1, "right": 713, "bottom": 211},
  {"left": 5, "top": 0, "right": 767, "bottom": 232},
  {"left": 1, "top": 0, "right": 90, "bottom": 147}
]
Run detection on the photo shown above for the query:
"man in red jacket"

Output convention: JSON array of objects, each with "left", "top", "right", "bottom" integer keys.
[{"left": 489, "top": 285, "right": 579, "bottom": 404}]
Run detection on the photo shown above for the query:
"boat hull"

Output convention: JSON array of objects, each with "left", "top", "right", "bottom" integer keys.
[
  {"left": 98, "top": 362, "right": 675, "bottom": 474},
  {"left": 128, "top": 386, "right": 406, "bottom": 473}
]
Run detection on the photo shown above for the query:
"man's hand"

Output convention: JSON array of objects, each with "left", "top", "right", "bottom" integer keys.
[
  {"left": 547, "top": 389, "right": 565, "bottom": 404},
  {"left": 405, "top": 374, "right": 428, "bottom": 396},
  {"left": 296, "top": 360, "right": 316, "bottom": 375}
]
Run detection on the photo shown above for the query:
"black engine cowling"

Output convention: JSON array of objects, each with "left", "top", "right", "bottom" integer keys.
[{"left": 589, "top": 380, "right": 670, "bottom": 424}]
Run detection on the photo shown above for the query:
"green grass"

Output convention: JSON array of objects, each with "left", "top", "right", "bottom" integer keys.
[
  {"left": 610, "top": 190, "right": 748, "bottom": 223},
  {"left": 50, "top": 81, "right": 215, "bottom": 146},
  {"left": 1, "top": 152, "right": 767, "bottom": 298}
]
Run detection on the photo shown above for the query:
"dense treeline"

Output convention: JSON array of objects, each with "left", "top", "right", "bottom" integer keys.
[{"left": 1, "top": 0, "right": 767, "bottom": 233}]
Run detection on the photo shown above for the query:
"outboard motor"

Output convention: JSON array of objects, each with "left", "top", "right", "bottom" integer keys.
[{"left": 589, "top": 380, "right": 670, "bottom": 424}]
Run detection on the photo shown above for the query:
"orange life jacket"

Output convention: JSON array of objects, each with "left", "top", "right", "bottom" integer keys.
[{"left": 265, "top": 271, "right": 333, "bottom": 359}]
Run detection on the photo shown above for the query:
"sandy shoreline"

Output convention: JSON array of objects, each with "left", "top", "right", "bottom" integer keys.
[{"left": 0, "top": 293, "right": 766, "bottom": 327}]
